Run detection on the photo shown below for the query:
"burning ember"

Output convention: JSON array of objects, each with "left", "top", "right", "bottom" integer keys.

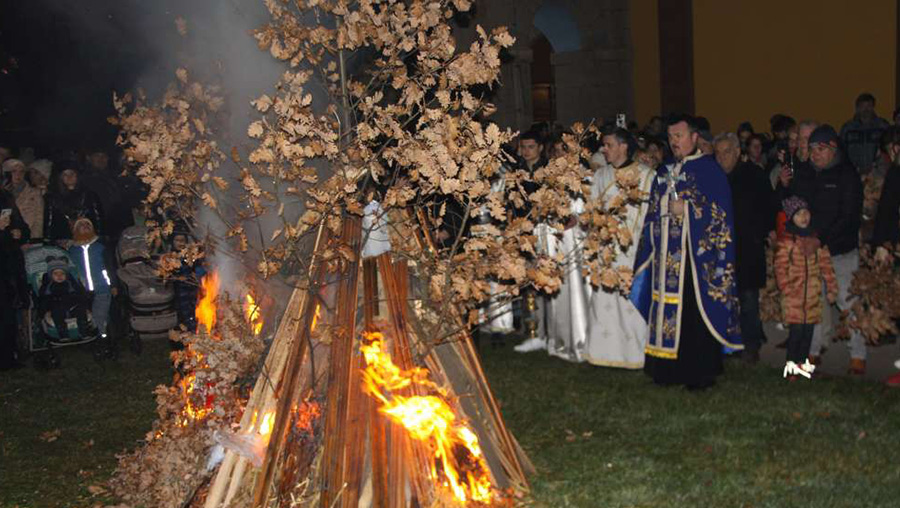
[
  {"left": 251, "top": 410, "right": 275, "bottom": 436},
  {"left": 360, "top": 332, "right": 494, "bottom": 504},
  {"left": 244, "top": 293, "right": 264, "bottom": 335},
  {"left": 196, "top": 271, "right": 220, "bottom": 333},
  {"left": 294, "top": 400, "right": 321, "bottom": 435},
  {"left": 177, "top": 368, "right": 212, "bottom": 427}
]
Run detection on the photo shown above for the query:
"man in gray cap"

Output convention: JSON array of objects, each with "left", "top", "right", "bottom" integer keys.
[{"left": 781, "top": 124, "right": 866, "bottom": 374}]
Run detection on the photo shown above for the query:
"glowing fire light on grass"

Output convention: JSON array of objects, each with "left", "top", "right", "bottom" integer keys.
[
  {"left": 244, "top": 293, "right": 264, "bottom": 335},
  {"left": 196, "top": 272, "right": 220, "bottom": 333},
  {"left": 360, "top": 332, "right": 494, "bottom": 504}
]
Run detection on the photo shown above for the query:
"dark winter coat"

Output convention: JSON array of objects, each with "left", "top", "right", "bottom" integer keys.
[
  {"left": 38, "top": 273, "right": 88, "bottom": 315},
  {"left": 872, "top": 163, "right": 900, "bottom": 247},
  {"left": 80, "top": 170, "right": 144, "bottom": 240},
  {"left": 43, "top": 186, "right": 104, "bottom": 241},
  {"left": 0, "top": 190, "right": 31, "bottom": 306},
  {"left": 728, "top": 161, "right": 776, "bottom": 291},
  {"left": 840, "top": 115, "right": 890, "bottom": 172},
  {"left": 783, "top": 157, "right": 863, "bottom": 256}
]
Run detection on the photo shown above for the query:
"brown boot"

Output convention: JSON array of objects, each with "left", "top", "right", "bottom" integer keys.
[
  {"left": 808, "top": 354, "right": 821, "bottom": 366},
  {"left": 848, "top": 358, "right": 866, "bottom": 376}
]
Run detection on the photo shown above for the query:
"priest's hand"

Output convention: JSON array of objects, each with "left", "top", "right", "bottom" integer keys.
[{"left": 670, "top": 199, "right": 686, "bottom": 217}]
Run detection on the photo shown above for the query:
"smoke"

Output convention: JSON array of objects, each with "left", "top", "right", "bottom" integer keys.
[{"left": 25, "top": 1, "right": 306, "bottom": 293}]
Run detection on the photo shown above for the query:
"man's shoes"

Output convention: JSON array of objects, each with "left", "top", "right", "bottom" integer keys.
[
  {"left": 513, "top": 337, "right": 546, "bottom": 353},
  {"left": 808, "top": 354, "right": 821, "bottom": 366},
  {"left": 884, "top": 371, "right": 900, "bottom": 387},
  {"left": 848, "top": 358, "right": 866, "bottom": 376}
]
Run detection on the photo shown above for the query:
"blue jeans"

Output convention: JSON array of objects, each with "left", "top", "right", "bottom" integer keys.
[
  {"left": 92, "top": 291, "right": 112, "bottom": 336},
  {"left": 739, "top": 289, "right": 764, "bottom": 353}
]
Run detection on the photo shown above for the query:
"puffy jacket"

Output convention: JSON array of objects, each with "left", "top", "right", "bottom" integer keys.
[
  {"left": 774, "top": 235, "right": 838, "bottom": 325},
  {"left": 786, "top": 158, "right": 862, "bottom": 256}
]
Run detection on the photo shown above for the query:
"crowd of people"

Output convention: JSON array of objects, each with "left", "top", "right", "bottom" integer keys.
[
  {"left": 500, "top": 92, "right": 900, "bottom": 388},
  {"left": 0, "top": 147, "right": 206, "bottom": 370},
  {"left": 5, "top": 93, "right": 900, "bottom": 389}
]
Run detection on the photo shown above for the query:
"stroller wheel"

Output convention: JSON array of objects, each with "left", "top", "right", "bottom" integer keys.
[
  {"left": 34, "top": 350, "right": 61, "bottom": 370},
  {"left": 129, "top": 331, "right": 143, "bottom": 356}
]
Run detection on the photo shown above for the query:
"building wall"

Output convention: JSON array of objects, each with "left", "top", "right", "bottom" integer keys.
[
  {"left": 693, "top": 0, "right": 896, "bottom": 133},
  {"left": 456, "top": 0, "right": 634, "bottom": 132},
  {"left": 630, "top": 0, "right": 660, "bottom": 126}
]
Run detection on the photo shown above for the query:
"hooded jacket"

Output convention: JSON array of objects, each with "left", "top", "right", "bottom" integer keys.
[{"left": 785, "top": 156, "right": 863, "bottom": 256}]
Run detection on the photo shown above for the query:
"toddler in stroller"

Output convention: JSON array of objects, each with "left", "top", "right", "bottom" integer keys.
[{"left": 38, "top": 256, "right": 95, "bottom": 340}]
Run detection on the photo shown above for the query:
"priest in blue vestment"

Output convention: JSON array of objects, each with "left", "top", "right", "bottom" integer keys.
[{"left": 631, "top": 114, "right": 743, "bottom": 389}]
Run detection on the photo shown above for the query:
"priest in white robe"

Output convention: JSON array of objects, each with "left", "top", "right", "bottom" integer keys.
[{"left": 584, "top": 128, "right": 654, "bottom": 369}]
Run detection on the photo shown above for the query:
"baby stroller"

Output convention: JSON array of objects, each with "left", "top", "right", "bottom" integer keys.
[
  {"left": 116, "top": 225, "right": 178, "bottom": 348},
  {"left": 22, "top": 244, "right": 100, "bottom": 367}
]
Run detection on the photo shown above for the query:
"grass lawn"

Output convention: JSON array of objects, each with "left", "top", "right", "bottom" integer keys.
[
  {"left": 0, "top": 340, "right": 172, "bottom": 508},
  {"left": 2, "top": 339, "right": 899, "bottom": 507}
]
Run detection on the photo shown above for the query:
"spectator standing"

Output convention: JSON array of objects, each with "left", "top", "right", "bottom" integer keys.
[
  {"left": 81, "top": 149, "right": 142, "bottom": 245},
  {"left": 3, "top": 159, "right": 44, "bottom": 240},
  {"left": 872, "top": 126, "right": 900, "bottom": 247},
  {"left": 775, "top": 197, "right": 838, "bottom": 380},
  {"left": 746, "top": 134, "right": 767, "bottom": 169},
  {"left": 715, "top": 132, "right": 776, "bottom": 363},
  {"left": 44, "top": 161, "right": 103, "bottom": 244},
  {"left": 68, "top": 218, "right": 114, "bottom": 338},
  {"left": 840, "top": 93, "right": 890, "bottom": 174},
  {"left": 781, "top": 125, "right": 866, "bottom": 374},
  {"left": 0, "top": 190, "right": 30, "bottom": 370}
]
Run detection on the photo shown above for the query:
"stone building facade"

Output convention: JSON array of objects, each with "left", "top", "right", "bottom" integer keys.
[{"left": 454, "top": 0, "right": 633, "bottom": 132}]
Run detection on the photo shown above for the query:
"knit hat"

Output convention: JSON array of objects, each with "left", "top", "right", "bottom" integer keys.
[
  {"left": 1, "top": 158, "right": 25, "bottom": 173},
  {"left": 72, "top": 217, "right": 98, "bottom": 245},
  {"left": 46, "top": 255, "right": 69, "bottom": 275},
  {"left": 808, "top": 125, "right": 839, "bottom": 148},
  {"left": 28, "top": 159, "right": 53, "bottom": 180},
  {"left": 782, "top": 196, "right": 809, "bottom": 220}
]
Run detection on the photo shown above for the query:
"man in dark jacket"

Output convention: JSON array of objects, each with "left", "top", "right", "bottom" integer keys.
[
  {"left": 872, "top": 126, "right": 900, "bottom": 247},
  {"left": 780, "top": 124, "right": 866, "bottom": 373},
  {"left": 715, "top": 132, "right": 776, "bottom": 363},
  {"left": 840, "top": 93, "right": 890, "bottom": 174}
]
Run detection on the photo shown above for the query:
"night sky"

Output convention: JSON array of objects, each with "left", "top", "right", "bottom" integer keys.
[
  {"left": 0, "top": 0, "right": 279, "bottom": 156},
  {"left": 0, "top": 1, "right": 154, "bottom": 152}
]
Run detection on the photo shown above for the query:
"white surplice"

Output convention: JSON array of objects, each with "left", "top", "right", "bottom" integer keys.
[
  {"left": 478, "top": 170, "right": 514, "bottom": 333},
  {"left": 538, "top": 195, "right": 593, "bottom": 362},
  {"left": 583, "top": 161, "right": 654, "bottom": 369}
]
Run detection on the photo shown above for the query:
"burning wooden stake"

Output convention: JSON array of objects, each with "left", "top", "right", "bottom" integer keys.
[{"left": 202, "top": 217, "right": 529, "bottom": 508}]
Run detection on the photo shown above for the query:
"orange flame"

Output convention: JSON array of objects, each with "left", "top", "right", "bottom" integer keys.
[
  {"left": 177, "top": 368, "right": 212, "bottom": 427},
  {"left": 310, "top": 304, "right": 321, "bottom": 332},
  {"left": 258, "top": 411, "right": 275, "bottom": 436},
  {"left": 196, "top": 272, "right": 220, "bottom": 333},
  {"left": 244, "top": 293, "right": 263, "bottom": 335},
  {"left": 360, "top": 332, "right": 494, "bottom": 504}
]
